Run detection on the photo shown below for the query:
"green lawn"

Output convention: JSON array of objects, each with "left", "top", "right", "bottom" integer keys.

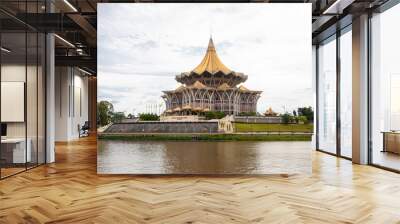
[
  {"left": 234, "top": 122, "right": 313, "bottom": 133},
  {"left": 98, "top": 134, "right": 311, "bottom": 141}
]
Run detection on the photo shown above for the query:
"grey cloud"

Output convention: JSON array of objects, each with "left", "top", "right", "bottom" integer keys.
[
  {"left": 173, "top": 40, "right": 234, "bottom": 56},
  {"left": 100, "top": 86, "right": 135, "bottom": 93},
  {"left": 210, "top": 5, "right": 242, "bottom": 14},
  {"left": 98, "top": 90, "right": 127, "bottom": 99},
  {"left": 97, "top": 85, "right": 138, "bottom": 102},
  {"left": 98, "top": 48, "right": 134, "bottom": 66},
  {"left": 133, "top": 40, "right": 158, "bottom": 50},
  {"left": 215, "top": 41, "right": 234, "bottom": 54},
  {"left": 173, "top": 46, "right": 205, "bottom": 56},
  {"left": 99, "top": 67, "right": 176, "bottom": 77},
  {"left": 110, "top": 100, "right": 120, "bottom": 105}
]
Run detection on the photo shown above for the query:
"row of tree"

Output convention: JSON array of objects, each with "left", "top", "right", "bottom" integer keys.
[
  {"left": 98, "top": 100, "right": 162, "bottom": 126},
  {"left": 97, "top": 101, "right": 125, "bottom": 126},
  {"left": 280, "top": 107, "right": 314, "bottom": 124},
  {"left": 98, "top": 100, "right": 314, "bottom": 126}
]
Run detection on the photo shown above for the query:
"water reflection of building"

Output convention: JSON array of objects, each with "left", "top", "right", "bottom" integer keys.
[{"left": 162, "top": 38, "right": 261, "bottom": 116}]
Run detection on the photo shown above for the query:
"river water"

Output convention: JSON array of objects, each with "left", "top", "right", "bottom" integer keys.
[{"left": 97, "top": 140, "right": 312, "bottom": 175}]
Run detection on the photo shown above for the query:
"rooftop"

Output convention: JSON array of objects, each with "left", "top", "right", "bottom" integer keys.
[{"left": 192, "top": 37, "right": 232, "bottom": 75}]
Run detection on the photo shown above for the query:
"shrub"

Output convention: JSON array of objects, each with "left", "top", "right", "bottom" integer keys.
[
  {"left": 280, "top": 113, "right": 292, "bottom": 124},
  {"left": 111, "top": 112, "right": 126, "bottom": 123},
  {"left": 139, "top": 113, "right": 159, "bottom": 121},
  {"left": 238, "top": 112, "right": 257, "bottom": 116},
  {"left": 204, "top": 111, "right": 226, "bottom": 120},
  {"left": 297, "top": 115, "right": 308, "bottom": 124}
]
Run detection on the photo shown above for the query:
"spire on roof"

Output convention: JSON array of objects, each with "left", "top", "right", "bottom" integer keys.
[
  {"left": 192, "top": 38, "right": 232, "bottom": 75},
  {"left": 207, "top": 37, "right": 215, "bottom": 51}
]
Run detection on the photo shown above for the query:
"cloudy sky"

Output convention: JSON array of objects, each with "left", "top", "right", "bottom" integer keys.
[{"left": 98, "top": 3, "right": 312, "bottom": 115}]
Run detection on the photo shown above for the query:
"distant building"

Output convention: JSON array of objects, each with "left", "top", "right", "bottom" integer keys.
[
  {"left": 162, "top": 38, "right": 262, "bottom": 116},
  {"left": 264, "top": 107, "right": 278, "bottom": 117}
]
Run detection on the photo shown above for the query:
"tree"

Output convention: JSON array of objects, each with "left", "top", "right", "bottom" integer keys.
[
  {"left": 111, "top": 112, "right": 126, "bottom": 123},
  {"left": 297, "top": 115, "right": 308, "bottom": 124},
  {"left": 293, "top": 110, "right": 297, "bottom": 117},
  {"left": 291, "top": 114, "right": 298, "bottom": 123},
  {"left": 280, "top": 113, "right": 292, "bottom": 124},
  {"left": 97, "top": 101, "right": 114, "bottom": 127},
  {"left": 297, "top": 107, "right": 314, "bottom": 123}
]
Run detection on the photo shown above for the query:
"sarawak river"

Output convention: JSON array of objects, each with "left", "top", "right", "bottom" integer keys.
[{"left": 97, "top": 140, "right": 312, "bottom": 175}]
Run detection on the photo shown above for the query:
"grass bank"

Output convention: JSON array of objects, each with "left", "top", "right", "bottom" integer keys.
[
  {"left": 98, "top": 133, "right": 312, "bottom": 141},
  {"left": 234, "top": 122, "right": 313, "bottom": 133}
]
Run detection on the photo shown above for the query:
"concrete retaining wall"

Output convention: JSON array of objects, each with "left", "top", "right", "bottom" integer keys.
[
  {"left": 104, "top": 121, "right": 219, "bottom": 133},
  {"left": 233, "top": 116, "right": 282, "bottom": 124}
]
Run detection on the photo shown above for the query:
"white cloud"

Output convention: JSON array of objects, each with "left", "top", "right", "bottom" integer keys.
[{"left": 98, "top": 3, "right": 312, "bottom": 115}]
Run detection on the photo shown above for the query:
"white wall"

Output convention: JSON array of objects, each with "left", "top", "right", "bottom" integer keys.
[
  {"left": 1, "top": 65, "right": 26, "bottom": 143},
  {"left": 55, "top": 67, "right": 89, "bottom": 141},
  {"left": 1, "top": 65, "right": 26, "bottom": 137},
  {"left": 1, "top": 65, "right": 41, "bottom": 138},
  {"left": 1, "top": 82, "right": 25, "bottom": 122},
  {"left": 55, "top": 66, "right": 69, "bottom": 141},
  {"left": 1, "top": 63, "right": 47, "bottom": 164}
]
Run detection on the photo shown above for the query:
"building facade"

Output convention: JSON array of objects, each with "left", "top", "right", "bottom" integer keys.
[{"left": 162, "top": 38, "right": 261, "bottom": 116}]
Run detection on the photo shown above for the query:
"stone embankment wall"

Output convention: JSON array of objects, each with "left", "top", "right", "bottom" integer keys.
[
  {"left": 233, "top": 116, "right": 282, "bottom": 124},
  {"left": 104, "top": 121, "right": 219, "bottom": 133}
]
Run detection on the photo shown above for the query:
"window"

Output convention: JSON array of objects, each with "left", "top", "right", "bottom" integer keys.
[
  {"left": 339, "top": 27, "right": 352, "bottom": 158},
  {"left": 0, "top": 3, "right": 46, "bottom": 179},
  {"left": 371, "top": 3, "right": 400, "bottom": 171},
  {"left": 317, "top": 35, "right": 337, "bottom": 154}
]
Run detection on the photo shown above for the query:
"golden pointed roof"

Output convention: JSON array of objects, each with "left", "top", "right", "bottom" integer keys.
[
  {"left": 172, "top": 107, "right": 181, "bottom": 112},
  {"left": 217, "top": 83, "right": 231, "bottom": 90},
  {"left": 192, "top": 38, "right": 232, "bottom": 75},
  {"left": 238, "top": 85, "right": 250, "bottom": 92},
  {"left": 175, "top": 38, "right": 248, "bottom": 86},
  {"left": 189, "top": 80, "right": 207, "bottom": 89},
  {"left": 175, "top": 85, "right": 185, "bottom": 91},
  {"left": 182, "top": 105, "right": 192, "bottom": 110}
]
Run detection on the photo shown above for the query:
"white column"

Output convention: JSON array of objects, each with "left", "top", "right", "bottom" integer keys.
[
  {"left": 46, "top": 33, "right": 55, "bottom": 163},
  {"left": 312, "top": 45, "right": 317, "bottom": 149},
  {"left": 352, "top": 14, "right": 369, "bottom": 164},
  {"left": 55, "top": 67, "right": 73, "bottom": 141}
]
